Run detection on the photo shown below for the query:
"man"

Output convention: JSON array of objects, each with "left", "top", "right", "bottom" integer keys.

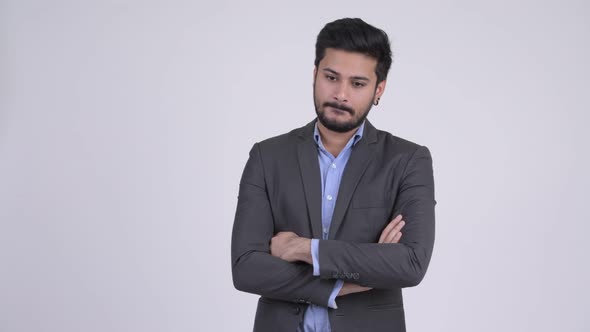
[{"left": 231, "top": 18, "right": 436, "bottom": 332}]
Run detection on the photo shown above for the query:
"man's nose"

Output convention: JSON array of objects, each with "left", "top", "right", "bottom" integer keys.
[{"left": 334, "top": 81, "right": 350, "bottom": 103}]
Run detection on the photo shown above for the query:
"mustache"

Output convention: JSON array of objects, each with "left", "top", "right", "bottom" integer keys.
[{"left": 323, "top": 102, "right": 354, "bottom": 114}]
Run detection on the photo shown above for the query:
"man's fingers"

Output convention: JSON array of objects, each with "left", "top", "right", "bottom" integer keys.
[
  {"left": 338, "top": 282, "right": 373, "bottom": 296},
  {"left": 378, "top": 214, "right": 403, "bottom": 243},
  {"left": 384, "top": 231, "right": 402, "bottom": 244},
  {"left": 274, "top": 231, "right": 297, "bottom": 238},
  {"left": 382, "top": 220, "right": 405, "bottom": 244},
  {"left": 383, "top": 219, "right": 405, "bottom": 243},
  {"left": 270, "top": 232, "right": 298, "bottom": 256}
]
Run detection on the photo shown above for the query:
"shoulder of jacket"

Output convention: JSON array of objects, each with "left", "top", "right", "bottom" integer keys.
[{"left": 375, "top": 129, "right": 425, "bottom": 155}]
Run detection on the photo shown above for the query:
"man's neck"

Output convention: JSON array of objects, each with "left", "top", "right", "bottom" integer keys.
[{"left": 317, "top": 121, "right": 359, "bottom": 157}]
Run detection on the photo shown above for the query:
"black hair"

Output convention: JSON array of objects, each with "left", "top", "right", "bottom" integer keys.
[{"left": 314, "top": 18, "right": 392, "bottom": 84}]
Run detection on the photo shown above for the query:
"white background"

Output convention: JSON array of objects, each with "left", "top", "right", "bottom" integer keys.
[{"left": 1, "top": 0, "right": 589, "bottom": 331}]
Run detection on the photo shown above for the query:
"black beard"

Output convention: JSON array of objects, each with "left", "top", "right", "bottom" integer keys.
[
  {"left": 316, "top": 104, "right": 370, "bottom": 133},
  {"left": 312, "top": 74, "right": 376, "bottom": 133},
  {"left": 313, "top": 95, "right": 374, "bottom": 133}
]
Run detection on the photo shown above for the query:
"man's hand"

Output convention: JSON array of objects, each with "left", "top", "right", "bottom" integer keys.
[
  {"left": 378, "top": 214, "right": 405, "bottom": 244},
  {"left": 338, "top": 282, "right": 372, "bottom": 297},
  {"left": 339, "top": 215, "right": 405, "bottom": 297},
  {"left": 270, "top": 232, "right": 312, "bottom": 264}
]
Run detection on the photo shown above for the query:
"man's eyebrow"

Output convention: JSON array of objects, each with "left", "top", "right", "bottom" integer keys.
[
  {"left": 322, "top": 68, "right": 340, "bottom": 76},
  {"left": 350, "top": 75, "right": 371, "bottom": 82},
  {"left": 322, "top": 68, "right": 371, "bottom": 82}
]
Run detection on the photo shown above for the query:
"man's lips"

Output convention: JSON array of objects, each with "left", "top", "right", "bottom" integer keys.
[
  {"left": 325, "top": 104, "right": 353, "bottom": 115},
  {"left": 329, "top": 107, "right": 347, "bottom": 114}
]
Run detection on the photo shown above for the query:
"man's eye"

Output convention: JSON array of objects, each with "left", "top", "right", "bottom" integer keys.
[
  {"left": 353, "top": 82, "right": 366, "bottom": 88},
  {"left": 326, "top": 75, "right": 337, "bottom": 81}
]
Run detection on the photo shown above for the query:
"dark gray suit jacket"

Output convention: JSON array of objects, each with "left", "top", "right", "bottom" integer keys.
[{"left": 231, "top": 119, "right": 436, "bottom": 332}]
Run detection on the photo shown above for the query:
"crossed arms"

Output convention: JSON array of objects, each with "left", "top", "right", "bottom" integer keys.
[
  {"left": 269, "top": 214, "right": 406, "bottom": 298},
  {"left": 231, "top": 143, "right": 436, "bottom": 307}
]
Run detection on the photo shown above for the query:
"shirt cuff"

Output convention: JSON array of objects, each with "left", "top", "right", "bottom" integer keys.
[
  {"left": 311, "top": 239, "right": 320, "bottom": 276},
  {"left": 328, "top": 279, "right": 344, "bottom": 309}
]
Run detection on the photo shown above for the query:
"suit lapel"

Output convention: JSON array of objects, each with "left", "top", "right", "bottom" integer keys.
[
  {"left": 328, "top": 121, "right": 378, "bottom": 239},
  {"left": 295, "top": 119, "right": 379, "bottom": 240},
  {"left": 297, "top": 120, "right": 323, "bottom": 239}
]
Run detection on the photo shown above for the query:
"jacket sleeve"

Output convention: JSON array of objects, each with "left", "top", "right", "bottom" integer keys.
[
  {"left": 317, "top": 145, "right": 436, "bottom": 289},
  {"left": 231, "top": 143, "right": 337, "bottom": 306}
]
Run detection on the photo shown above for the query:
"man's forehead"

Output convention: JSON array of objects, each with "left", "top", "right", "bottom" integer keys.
[{"left": 318, "top": 48, "right": 377, "bottom": 79}]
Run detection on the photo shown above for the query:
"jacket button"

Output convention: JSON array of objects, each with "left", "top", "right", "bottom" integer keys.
[{"left": 293, "top": 305, "right": 301, "bottom": 315}]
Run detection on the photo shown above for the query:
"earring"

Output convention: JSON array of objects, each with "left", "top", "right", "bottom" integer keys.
[{"left": 374, "top": 97, "right": 380, "bottom": 106}]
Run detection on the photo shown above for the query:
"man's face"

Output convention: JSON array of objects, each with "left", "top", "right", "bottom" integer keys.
[{"left": 313, "top": 48, "right": 386, "bottom": 133}]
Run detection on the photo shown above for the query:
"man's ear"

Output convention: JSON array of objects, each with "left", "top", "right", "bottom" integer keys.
[
  {"left": 375, "top": 80, "right": 387, "bottom": 99},
  {"left": 313, "top": 67, "right": 317, "bottom": 84}
]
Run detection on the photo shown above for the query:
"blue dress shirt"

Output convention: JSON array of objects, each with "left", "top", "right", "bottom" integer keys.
[{"left": 297, "top": 121, "right": 365, "bottom": 332}]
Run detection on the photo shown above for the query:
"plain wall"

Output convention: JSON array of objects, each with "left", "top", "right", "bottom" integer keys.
[{"left": 1, "top": 0, "right": 589, "bottom": 331}]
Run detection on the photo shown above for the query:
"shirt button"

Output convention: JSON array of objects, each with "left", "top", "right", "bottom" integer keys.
[
  {"left": 331, "top": 163, "right": 336, "bottom": 169},
  {"left": 327, "top": 195, "right": 333, "bottom": 201}
]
